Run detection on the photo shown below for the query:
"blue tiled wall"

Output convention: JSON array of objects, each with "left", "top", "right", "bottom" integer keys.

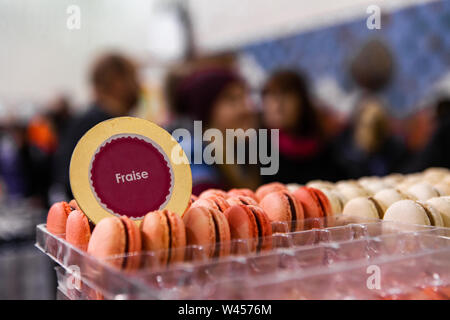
[{"left": 242, "top": 1, "right": 450, "bottom": 116}]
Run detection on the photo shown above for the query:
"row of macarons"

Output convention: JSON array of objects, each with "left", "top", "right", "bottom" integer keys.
[
  {"left": 195, "top": 167, "right": 450, "bottom": 228},
  {"left": 285, "top": 167, "right": 450, "bottom": 227},
  {"left": 45, "top": 167, "right": 450, "bottom": 270},
  {"left": 45, "top": 183, "right": 336, "bottom": 270},
  {"left": 295, "top": 167, "right": 450, "bottom": 212}
]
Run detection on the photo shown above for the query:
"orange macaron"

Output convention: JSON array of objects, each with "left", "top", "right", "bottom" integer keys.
[
  {"left": 259, "top": 190, "right": 304, "bottom": 231},
  {"left": 224, "top": 204, "right": 273, "bottom": 252},
  {"left": 87, "top": 216, "right": 142, "bottom": 270},
  {"left": 65, "top": 210, "right": 91, "bottom": 251},
  {"left": 183, "top": 194, "right": 199, "bottom": 215},
  {"left": 183, "top": 206, "right": 231, "bottom": 258},
  {"left": 69, "top": 199, "right": 81, "bottom": 212},
  {"left": 190, "top": 195, "right": 230, "bottom": 213},
  {"left": 46, "top": 201, "right": 73, "bottom": 235},
  {"left": 140, "top": 210, "right": 186, "bottom": 265},
  {"left": 227, "top": 188, "right": 258, "bottom": 202},
  {"left": 255, "top": 182, "right": 287, "bottom": 202},
  {"left": 199, "top": 189, "right": 228, "bottom": 199},
  {"left": 226, "top": 195, "right": 259, "bottom": 207},
  {"left": 293, "top": 186, "right": 333, "bottom": 218}
]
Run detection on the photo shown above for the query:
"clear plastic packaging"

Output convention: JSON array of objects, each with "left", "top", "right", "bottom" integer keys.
[{"left": 35, "top": 215, "right": 450, "bottom": 299}]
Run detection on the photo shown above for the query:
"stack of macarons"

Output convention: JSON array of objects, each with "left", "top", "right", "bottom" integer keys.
[
  {"left": 45, "top": 167, "right": 450, "bottom": 274},
  {"left": 342, "top": 188, "right": 411, "bottom": 220},
  {"left": 301, "top": 167, "right": 450, "bottom": 216},
  {"left": 188, "top": 182, "right": 335, "bottom": 233},
  {"left": 252, "top": 183, "right": 335, "bottom": 230},
  {"left": 47, "top": 200, "right": 92, "bottom": 251},
  {"left": 45, "top": 193, "right": 275, "bottom": 269},
  {"left": 47, "top": 200, "right": 144, "bottom": 270},
  {"left": 182, "top": 188, "right": 274, "bottom": 253},
  {"left": 337, "top": 168, "right": 450, "bottom": 226},
  {"left": 183, "top": 188, "right": 274, "bottom": 253}
]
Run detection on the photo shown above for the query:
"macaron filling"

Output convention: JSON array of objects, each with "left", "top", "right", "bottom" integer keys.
[
  {"left": 285, "top": 194, "right": 298, "bottom": 232},
  {"left": 119, "top": 218, "right": 130, "bottom": 269},
  {"left": 368, "top": 197, "right": 385, "bottom": 219},
  {"left": 335, "top": 196, "right": 344, "bottom": 213},
  {"left": 248, "top": 207, "right": 263, "bottom": 252},
  {"left": 64, "top": 202, "right": 74, "bottom": 215},
  {"left": 211, "top": 213, "right": 222, "bottom": 258},
  {"left": 315, "top": 195, "right": 326, "bottom": 216},
  {"left": 164, "top": 211, "right": 173, "bottom": 263},
  {"left": 433, "top": 186, "right": 442, "bottom": 197},
  {"left": 308, "top": 189, "right": 326, "bottom": 217},
  {"left": 211, "top": 197, "right": 229, "bottom": 213},
  {"left": 416, "top": 202, "right": 436, "bottom": 226},
  {"left": 396, "top": 189, "right": 410, "bottom": 199}
]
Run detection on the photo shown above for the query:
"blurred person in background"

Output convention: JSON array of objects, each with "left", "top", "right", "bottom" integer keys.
[
  {"left": 335, "top": 101, "right": 407, "bottom": 178},
  {"left": 26, "top": 96, "right": 73, "bottom": 207},
  {"left": 173, "top": 68, "right": 261, "bottom": 194},
  {"left": 334, "top": 39, "right": 407, "bottom": 178},
  {"left": 0, "top": 121, "right": 30, "bottom": 200},
  {"left": 406, "top": 97, "right": 450, "bottom": 171},
  {"left": 50, "top": 53, "right": 140, "bottom": 201},
  {"left": 26, "top": 112, "right": 57, "bottom": 207},
  {"left": 47, "top": 95, "right": 73, "bottom": 139},
  {"left": 163, "top": 53, "right": 238, "bottom": 132},
  {"left": 164, "top": 68, "right": 194, "bottom": 132},
  {"left": 260, "top": 70, "right": 342, "bottom": 184}
]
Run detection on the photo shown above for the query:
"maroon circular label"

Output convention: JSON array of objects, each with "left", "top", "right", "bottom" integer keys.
[{"left": 89, "top": 135, "right": 173, "bottom": 219}]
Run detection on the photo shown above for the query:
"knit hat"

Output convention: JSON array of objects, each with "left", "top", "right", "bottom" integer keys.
[{"left": 176, "top": 68, "right": 242, "bottom": 125}]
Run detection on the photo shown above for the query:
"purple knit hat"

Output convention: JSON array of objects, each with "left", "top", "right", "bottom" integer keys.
[{"left": 176, "top": 68, "right": 243, "bottom": 124}]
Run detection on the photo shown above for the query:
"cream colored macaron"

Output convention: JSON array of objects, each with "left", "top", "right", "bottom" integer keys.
[
  {"left": 383, "top": 199, "right": 442, "bottom": 226},
  {"left": 426, "top": 197, "right": 450, "bottom": 227},
  {"left": 373, "top": 188, "right": 409, "bottom": 212},
  {"left": 416, "top": 201, "right": 444, "bottom": 227},
  {"left": 382, "top": 173, "right": 404, "bottom": 187},
  {"left": 320, "top": 189, "right": 345, "bottom": 215},
  {"left": 396, "top": 175, "right": 422, "bottom": 193},
  {"left": 336, "top": 182, "right": 371, "bottom": 201},
  {"left": 423, "top": 167, "right": 450, "bottom": 184},
  {"left": 361, "top": 180, "right": 389, "bottom": 194},
  {"left": 342, "top": 197, "right": 383, "bottom": 219},
  {"left": 433, "top": 183, "right": 450, "bottom": 196},
  {"left": 407, "top": 182, "right": 441, "bottom": 201},
  {"left": 307, "top": 180, "right": 334, "bottom": 190},
  {"left": 358, "top": 176, "right": 390, "bottom": 193}
]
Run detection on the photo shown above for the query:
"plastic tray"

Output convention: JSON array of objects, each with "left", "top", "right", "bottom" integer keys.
[{"left": 35, "top": 215, "right": 450, "bottom": 299}]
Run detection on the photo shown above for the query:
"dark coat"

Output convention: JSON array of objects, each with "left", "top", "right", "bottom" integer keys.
[
  {"left": 51, "top": 105, "right": 113, "bottom": 199},
  {"left": 406, "top": 113, "right": 450, "bottom": 172}
]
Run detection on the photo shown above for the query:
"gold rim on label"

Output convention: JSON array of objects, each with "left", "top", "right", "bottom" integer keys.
[{"left": 69, "top": 117, "right": 192, "bottom": 225}]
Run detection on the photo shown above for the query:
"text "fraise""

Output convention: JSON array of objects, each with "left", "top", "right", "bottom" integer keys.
[{"left": 115, "top": 170, "right": 149, "bottom": 184}]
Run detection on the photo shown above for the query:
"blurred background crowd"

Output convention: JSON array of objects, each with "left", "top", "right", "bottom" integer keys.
[{"left": 0, "top": 0, "right": 449, "bottom": 298}]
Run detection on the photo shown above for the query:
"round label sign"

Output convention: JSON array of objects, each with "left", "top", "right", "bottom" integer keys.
[{"left": 70, "top": 117, "right": 191, "bottom": 224}]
